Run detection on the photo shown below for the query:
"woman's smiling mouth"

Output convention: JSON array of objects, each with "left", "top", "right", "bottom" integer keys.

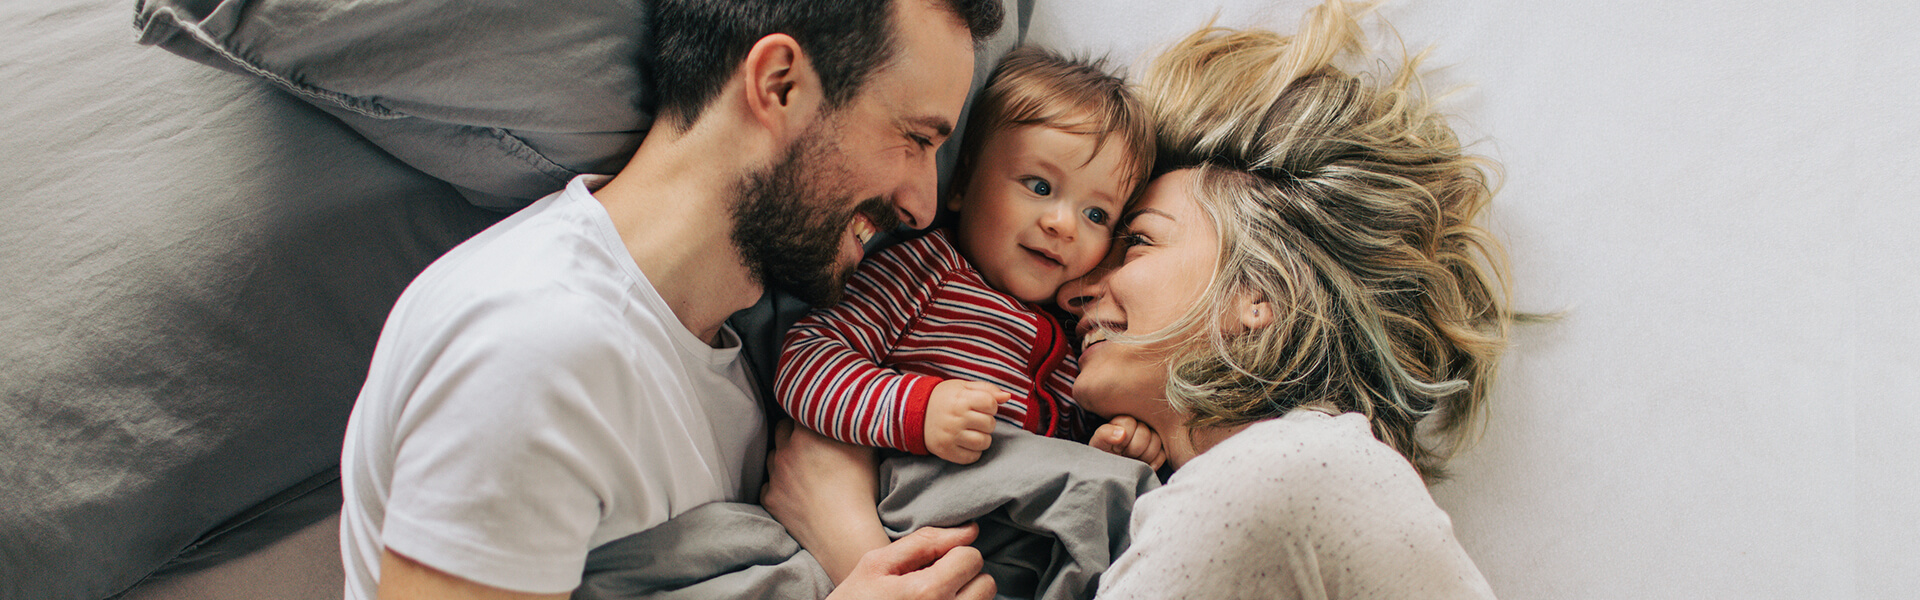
[{"left": 1076, "top": 320, "right": 1121, "bottom": 352}]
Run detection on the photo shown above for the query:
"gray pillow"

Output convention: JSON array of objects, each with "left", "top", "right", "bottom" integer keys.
[
  {"left": 134, "top": 0, "right": 1033, "bottom": 211},
  {"left": 134, "top": 0, "right": 655, "bottom": 209}
]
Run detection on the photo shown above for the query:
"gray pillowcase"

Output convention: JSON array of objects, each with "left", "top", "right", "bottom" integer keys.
[
  {"left": 134, "top": 0, "right": 655, "bottom": 209},
  {"left": 134, "top": 0, "right": 1032, "bottom": 211}
]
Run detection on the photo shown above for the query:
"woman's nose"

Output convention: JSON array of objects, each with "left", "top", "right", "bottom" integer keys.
[{"left": 1057, "top": 266, "right": 1108, "bottom": 315}]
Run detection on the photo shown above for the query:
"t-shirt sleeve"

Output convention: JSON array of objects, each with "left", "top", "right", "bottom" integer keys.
[
  {"left": 776, "top": 240, "right": 946, "bottom": 453},
  {"left": 1099, "top": 415, "right": 1496, "bottom": 600},
  {"left": 379, "top": 292, "right": 636, "bottom": 594}
]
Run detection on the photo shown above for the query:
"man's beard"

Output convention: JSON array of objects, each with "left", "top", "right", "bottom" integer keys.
[{"left": 731, "top": 123, "right": 900, "bottom": 308}]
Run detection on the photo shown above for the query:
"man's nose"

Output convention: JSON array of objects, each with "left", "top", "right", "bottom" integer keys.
[{"left": 893, "top": 153, "right": 940, "bottom": 230}]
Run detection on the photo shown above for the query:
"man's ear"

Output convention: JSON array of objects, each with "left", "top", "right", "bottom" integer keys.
[{"left": 740, "top": 33, "right": 821, "bottom": 138}]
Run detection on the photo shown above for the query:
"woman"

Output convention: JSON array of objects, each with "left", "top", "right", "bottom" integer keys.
[{"left": 770, "top": 1, "right": 1515, "bottom": 597}]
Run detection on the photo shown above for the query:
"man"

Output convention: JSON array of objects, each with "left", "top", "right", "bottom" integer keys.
[{"left": 338, "top": 1, "right": 1004, "bottom": 598}]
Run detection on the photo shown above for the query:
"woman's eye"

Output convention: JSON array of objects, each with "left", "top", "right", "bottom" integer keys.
[
  {"left": 1084, "top": 207, "right": 1109, "bottom": 226},
  {"left": 1023, "top": 178, "right": 1052, "bottom": 196}
]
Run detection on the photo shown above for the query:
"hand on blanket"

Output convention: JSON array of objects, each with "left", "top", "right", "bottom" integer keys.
[
  {"left": 924, "top": 379, "right": 1011, "bottom": 464},
  {"left": 828, "top": 525, "right": 997, "bottom": 600},
  {"left": 1091, "top": 415, "right": 1167, "bottom": 469},
  {"left": 764, "top": 421, "right": 890, "bottom": 584}
]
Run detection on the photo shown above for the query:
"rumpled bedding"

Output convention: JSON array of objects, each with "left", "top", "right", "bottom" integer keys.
[{"left": 575, "top": 423, "right": 1160, "bottom": 600}]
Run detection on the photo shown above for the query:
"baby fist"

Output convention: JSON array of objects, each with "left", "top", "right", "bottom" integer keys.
[
  {"left": 924, "top": 379, "right": 1010, "bottom": 464},
  {"left": 1091, "top": 415, "right": 1167, "bottom": 470}
]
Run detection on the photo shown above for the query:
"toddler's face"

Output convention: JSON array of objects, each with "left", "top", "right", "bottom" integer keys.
[{"left": 952, "top": 125, "right": 1134, "bottom": 304}]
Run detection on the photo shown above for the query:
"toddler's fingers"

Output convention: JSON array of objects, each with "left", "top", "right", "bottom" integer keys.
[
  {"left": 965, "top": 389, "right": 1005, "bottom": 413},
  {"left": 1123, "top": 425, "right": 1156, "bottom": 459},
  {"left": 1089, "top": 423, "right": 1127, "bottom": 454},
  {"left": 963, "top": 406, "right": 998, "bottom": 433},
  {"left": 967, "top": 394, "right": 1003, "bottom": 415},
  {"left": 956, "top": 428, "right": 993, "bottom": 452},
  {"left": 948, "top": 448, "right": 982, "bottom": 464}
]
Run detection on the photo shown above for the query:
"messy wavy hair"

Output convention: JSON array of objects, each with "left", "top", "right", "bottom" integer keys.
[{"left": 1135, "top": 0, "right": 1515, "bottom": 480}]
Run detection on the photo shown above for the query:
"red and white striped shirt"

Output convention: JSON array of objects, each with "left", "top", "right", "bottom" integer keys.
[{"left": 777, "top": 229, "right": 1086, "bottom": 455}]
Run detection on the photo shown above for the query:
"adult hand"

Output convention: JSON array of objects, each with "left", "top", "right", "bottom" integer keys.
[
  {"left": 924, "top": 379, "right": 1010, "bottom": 464},
  {"left": 1091, "top": 415, "right": 1167, "bottom": 470},
  {"left": 763, "top": 420, "right": 890, "bottom": 583},
  {"left": 825, "top": 525, "right": 996, "bottom": 600}
]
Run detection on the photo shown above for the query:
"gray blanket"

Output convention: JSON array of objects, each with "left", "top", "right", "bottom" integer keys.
[{"left": 575, "top": 423, "right": 1159, "bottom": 600}]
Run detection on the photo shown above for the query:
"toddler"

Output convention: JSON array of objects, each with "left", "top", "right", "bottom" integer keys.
[{"left": 777, "top": 47, "right": 1161, "bottom": 466}]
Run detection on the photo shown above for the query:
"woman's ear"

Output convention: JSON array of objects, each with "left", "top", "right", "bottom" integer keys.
[{"left": 1238, "top": 298, "right": 1275, "bottom": 330}]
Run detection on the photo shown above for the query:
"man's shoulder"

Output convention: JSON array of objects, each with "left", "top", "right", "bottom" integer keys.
[{"left": 400, "top": 198, "right": 640, "bottom": 328}]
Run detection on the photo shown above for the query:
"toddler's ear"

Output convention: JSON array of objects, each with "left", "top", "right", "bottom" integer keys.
[{"left": 944, "top": 191, "right": 964, "bottom": 213}]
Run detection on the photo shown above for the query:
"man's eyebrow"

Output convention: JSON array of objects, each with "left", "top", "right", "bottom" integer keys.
[{"left": 906, "top": 116, "right": 954, "bottom": 138}]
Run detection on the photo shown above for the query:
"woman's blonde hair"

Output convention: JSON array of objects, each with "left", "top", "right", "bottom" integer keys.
[{"left": 1137, "top": 0, "right": 1513, "bottom": 480}]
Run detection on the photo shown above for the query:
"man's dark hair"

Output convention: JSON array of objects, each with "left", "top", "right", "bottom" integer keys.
[{"left": 650, "top": 0, "right": 1004, "bottom": 131}]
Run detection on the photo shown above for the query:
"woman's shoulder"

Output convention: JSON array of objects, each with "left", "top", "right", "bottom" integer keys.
[
  {"left": 1113, "top": 411, "right": 1497, "bottom": 600},
  {"left": 1165, "top": 410, "right": 1441, "bottom": 526},
  {"left": 1118, "top": 410, "right": 1493, "bottom": 599},
  {"left": 1190, "top": 411, "right": 1406, "bottom": 482}
]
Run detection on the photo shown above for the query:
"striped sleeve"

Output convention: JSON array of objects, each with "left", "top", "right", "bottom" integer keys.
[{"left": 775, "top": 237, "right": 952, "bottom": 454}]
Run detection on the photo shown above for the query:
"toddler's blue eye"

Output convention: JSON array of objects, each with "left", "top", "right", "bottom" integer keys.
[
  {"left": 1084, "top": 207, "right": 1109, "bottom": 225},
  {"left": 1024, "top": 178, "right": 1052, "bottom": 196}
]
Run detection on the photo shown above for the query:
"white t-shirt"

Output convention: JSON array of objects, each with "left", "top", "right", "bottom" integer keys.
[
  {"left": 339, "top": 175, "right": 766, "bottom": 598},
  {"left": 1099, "top": 410, "right": 1495, "bottom": 599}
]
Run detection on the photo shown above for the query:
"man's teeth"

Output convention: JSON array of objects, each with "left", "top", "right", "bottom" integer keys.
[{"left": 852, "top": 218, "right": 876, "bottom": 245}]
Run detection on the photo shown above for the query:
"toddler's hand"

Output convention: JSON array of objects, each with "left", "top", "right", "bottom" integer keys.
[
  {"left": 1091, "top": 415, "right": 1166, "bottom": 469},
  {"left": 924, "top": 379, "right": 1010, "bottom": 464}
]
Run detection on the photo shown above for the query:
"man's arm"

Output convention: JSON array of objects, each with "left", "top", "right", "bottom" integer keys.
[
  {"left": 761, "top": 420, "right": 993, "bottom": 600},
  {"left": 378, "top": 549, "right": 569, "bottom": 600}
]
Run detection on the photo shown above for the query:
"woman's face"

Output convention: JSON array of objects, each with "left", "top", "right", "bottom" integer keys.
[{"left": 1059, "top": 169, "right": 1220, "bottom": 462}]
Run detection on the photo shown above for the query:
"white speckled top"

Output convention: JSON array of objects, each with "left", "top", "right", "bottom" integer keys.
[{"left": 1099, "top": 409, "right": 1496, "bottom": 599}]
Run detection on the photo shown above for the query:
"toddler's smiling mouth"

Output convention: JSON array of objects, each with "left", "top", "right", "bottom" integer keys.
[{"left": 1022, "top": 245, "right": 1063, "bottom": 268}]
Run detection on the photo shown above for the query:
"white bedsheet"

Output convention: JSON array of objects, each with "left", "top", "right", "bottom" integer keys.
[
  {"left": 24, "top": 1, "right": 1918, "bottom": 598},
  {"left": 1024, "top": 1, "right": 1920, "bottom": 597}
]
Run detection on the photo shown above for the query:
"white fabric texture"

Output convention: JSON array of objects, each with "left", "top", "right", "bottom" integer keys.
[
  {"left": 1099, "top": 410, "right": 1493, "bottom": 600},
  {"left": 338, "top": 175, "right": 766, "bottom": 597}
]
